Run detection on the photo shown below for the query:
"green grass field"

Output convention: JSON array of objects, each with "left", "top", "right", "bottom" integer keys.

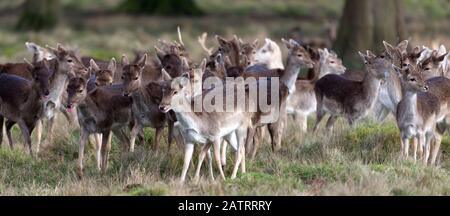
[{"left": 0, "top": 0, "right": 449, "bottom": 196}]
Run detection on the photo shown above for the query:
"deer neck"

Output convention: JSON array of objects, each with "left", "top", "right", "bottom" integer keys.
[
  {"left": 171, "top": 91, "right": 202, "bottom": 131},
  {"left": 45, "top": 61, "right": 69, "bottom": 110},
  {"left": 384, "top": 69, "right": 403, "bottom": 111},
  {"left": 280, "top": 57, "right": 302, "bottom": 93},
  {"left": 361, "top": 71, "right": 382, "bottom": 103}
]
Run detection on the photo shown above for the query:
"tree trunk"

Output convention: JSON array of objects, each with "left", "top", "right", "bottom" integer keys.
[
  {"left": 334, "top": 0, "right": 406, "bottom": 69},
  {"left": 16, "top": 0, "right": 59, "bottom": 31},
  {"left": 119, "top": 0, "right": 203, "bottom": 16}
]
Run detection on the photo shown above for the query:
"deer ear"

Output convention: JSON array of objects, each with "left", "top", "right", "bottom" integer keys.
[
  {"left": 24, "top": 58, "right": 34, "bottom": 68},
  {"left": 199, "top": 58, "right": 207, "bottom": 73},
  {"left": 42, "top": 58, "right": 50, "bottom": 70},
  {"left": 108, "top": 58, "right": 116, "bottom": 73},
  {"left": 90, "top": 59, "right": 100, "bottom": 71},
  {"left": 57, "top": 43, "right": 65, "bottom": 53},
  {"left": 383, "top": 41, "right": 397, "bottom": 59},
  {"left": 434, "top": 52, "right": 448, "bottom": 62},
  {"left": 161, "top": 68, "right": 172, "bottom": 81},
  {"left": 46, "top": 44, "right": 58, "bottom": 55},
  {"left": 121, "top": 55, "right": 129, "bottom": 66},
  {"left": 155, "top": 46, "right": 165, "bottom": 61},
  {"left": 366, "top": 50, "right": 376, "bottom": 58},
  {"left": 396, "top": 40, "right": 408, "bottom": 55},
  {"left": 137, "top": 53, "right": 147, "bottom": 68},
  {"left": 281, "top": 38, "right": 292, "bottom": 49},
  {"left": 224, "top": 56, "right": 232, "bottom": 68},
  {"left": 216, "top": 35, "right": 228, "bottom": 47},
  {"left": 358, "top": 51, "right": 369, "bottom": 64},
  {"left": 252, "top": 39, "right": 259, "bottom": 47}
]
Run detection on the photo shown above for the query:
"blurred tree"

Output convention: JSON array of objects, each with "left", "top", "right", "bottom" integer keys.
[
  {"left": 334, "top": 0, "right": 406, "bottom": 68},
  {"left": 119, "top": 0, "right": 203, "bottom": 16},
  {"left": 16, "top": 0, "right": 60, "bottom": 31}
]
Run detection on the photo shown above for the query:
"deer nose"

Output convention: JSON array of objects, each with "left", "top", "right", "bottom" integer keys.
[
  {"left": 423, "top": 85, "right": 429, "bottom": 91},
  {"left": 123, "top": 92, "right": 129, "bottom": 97},
  {"left": 44, "top": 90, "right": 50, "bottom": 96}
]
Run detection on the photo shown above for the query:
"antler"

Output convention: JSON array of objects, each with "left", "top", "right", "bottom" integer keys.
[
  {"left": 177, "top": 26, "right": 185, "bottom": 47},
  {"left": 197, "top": 32, "right": 214, "bottom": 56}
]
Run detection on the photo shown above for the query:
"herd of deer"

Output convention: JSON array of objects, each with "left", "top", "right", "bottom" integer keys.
[{"left": 0, "top": 27, "right": 449, "bottom": 183}]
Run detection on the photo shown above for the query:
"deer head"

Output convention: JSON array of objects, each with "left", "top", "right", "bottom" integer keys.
[
  {"left": 281, "top": 38, "right": 314, "bottom": 68},
  {"left": 46, "top": 43, "right": 87, "bottom": 77},
  {"left": 90, "top": 58, "right": 116, "bottom": 87},
  {"left": 318, "top": 48, "right": 346, "bottom": 77},
  {"left": 398, "top": 64, "right": 429, "bottom": 93},
  {"left": 66, "top": 76, "right": 89, "bottom": 112},
  {"left": 158, "top": 72, "right": 191, "bottom": 113},
  {"left": 358, "top": 50, "right": 392, "bottom": 80},
  {"left": 121, "top": 54, "right": 147, "bottom": 96},
  {"left": 25, "top": 58, "right": 52, "bottom": 99},
  {"left": 238, "top": 38, "right": 259, "bottom": 66}
]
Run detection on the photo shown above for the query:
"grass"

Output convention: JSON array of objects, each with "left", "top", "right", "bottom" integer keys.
[
  {"left": 0, "top": 0, "right": 449, "bottom": 196},
  {"left": 1, "top": 115, "right": 449, "bottom": 195}
]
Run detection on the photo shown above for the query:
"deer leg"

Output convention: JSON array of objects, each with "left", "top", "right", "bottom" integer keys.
[
  {"left": 213, "top": 139, "right": 226, "bottom": 180},
  {"left": 231, "top": 128, "right": 246, "bottom": 179},
  {"left": 430, "top": 132, "right": 442, "bottom": 166},
  {"left": 35, "top": 119, "right": 43, "bottom": 153},
  {"left": 295, "top": 111, "right": 308, "bottom": 133},
  {"left": 167, "top": 119, "right": 175, "bottom": 152},
  {"left": 77, "top": 129, "right": 89, "bottom": 179},
  {"left": 244, "top": 127, "right": 255, "bottom": 156},
  {"left": 130, "top": 123, "right": 142, "bottom": 153},
  {"left": 221, "top": 140, "right": 228, "bottom": 170},
  {"left": 313, "top": 109, "right": 325, "bottom": 132},
  {"left": 153, "top": 127, "right": 163, "bottom": 151},
  {"left": 100, "top": 130, "right": 112, "bottom": 174},
  {"left": 325, "top": 116, "right": 338, "bottom": 132},
  {"left": 94, "top": 133, "right": 102, "bottom": 170},
  {"left": 402, "top": 136, "right": 410, "bottom": 159},
  {"left": 422, "top": 133, "right": 431, "bottom": 165},
  {"left": 5, "top": 120, "right": 15, "bottom": 149},
  {"left": 206, "top": 148, "right": 214, "bottom": 181},
  {"left": 45, "top": 116, "right": 56, "bottom": 147},
  {"left": 0, "top": 115, "right": 3, "bottom": 146},
  {"left": 180, "top": 142, "right": 194, "bottom": 183},
  {"left": 268, "top": 117, "right": 284, "bottom": 152},
  {"left": 412, "top": 136, "right": 418, "bottom": 162},
  {"left": 194, "top": 143, "right": 211, "bottom": 182},
  {"left": 250, "top": 127, "right": 261, "bottom": 159},
  {"left": 17, "top": 121, "right": 33, "bottom": 156}
]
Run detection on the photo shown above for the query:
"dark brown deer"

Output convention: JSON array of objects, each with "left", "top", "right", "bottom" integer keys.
[
  {"left": 0, "top": 59, "right": 52, "bottom": 155},
  {"left": 313, "top": 51, "right": 392, "bottom": 131},
  {"left": 66, "top": 75, "right": 133, "bottom": 178}
]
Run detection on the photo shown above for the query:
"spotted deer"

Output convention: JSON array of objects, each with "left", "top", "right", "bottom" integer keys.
[
  {"left": 313, "top": 51, "right": 392, "bottom": 131},
  {"left": 66, "top": 74, "right": 133, "bottom": 178},
  {"left": 254, "top": 38, "right": 284, "bottom": 70},
  {"left": 0, "top": 59, "right": 52, "bottom": 155},
  {"left": 121, "top": 53, "right": 177, "bottom": 152},
  {"left": 396, "top": 64, "right": 440, "bottom": 163}
]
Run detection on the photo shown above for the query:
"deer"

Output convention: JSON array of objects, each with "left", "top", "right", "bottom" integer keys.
[
  {"left": 120, "top": 53, "right": 177, "bottom": 152},
  {"left": 242, "top": 39, "right": 315, "bottom": 158},
  {"left": 254, "top": 38, "right": 284, "bottom": 70},
  {"left": 285, "top": 47, "right": 346, "bottom": 132},
  {"left": 396, "top": 64, "right": 440, "bottom": 163},
  {"left": 158, "top": 64, "right": 255, "bottom": 182},
  {"left": 33, "top": 44, "right": 88, "bottom": 153},
  {"left": 25, "top": 42, "right": 55, "bottom": 62},
  {"left": 66, "top": 73, "right": 133, "bottom": 178},
  {"left": 313, "top": 50, "right": 393, "bottom": 131},
  {"left": 0, "top": 59, "right": 52, "bottom": 155}
]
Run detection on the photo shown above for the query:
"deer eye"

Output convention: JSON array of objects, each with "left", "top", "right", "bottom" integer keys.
[
  {"left": 410, "top": 78, "right": 416, "bottom": 82},
  {"left": 121, "top": 76, "right": 125, "bottom": 80},
  {"left": 330, "top": 61, "right": 335, "bottom": 64},
  {"left": 166, "top": 65, "right": 172, "bottom": 70},
  {"left": 402, "top": 63, "right": 408, "bottom": 67},
  {"left": 297, "top": 54, "right": 303, "bottom": 57},
  {"left": 173, "top": 90, "right": 178, "bottom": 95},
  {"left": 133, "top": 77, "right": 139, "bottom": 80},
  {"left": 380, "top": 55, "right": 385, "bottom": 59},
  {"left": 67, "top": 59, "right": 73, "bottom": 63},
  {"left": 425, "top": 68, "right": 431, "bottom": 71},
  {"left": 77, "top": 89, "right": 83, "bottom": 93}
]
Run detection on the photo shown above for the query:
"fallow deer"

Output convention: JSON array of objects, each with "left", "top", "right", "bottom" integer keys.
[
  {"left": 158, "top": 69, "right": 254, "bottom": 182},
  {"left": 396, "top": 64, "right": 440, "bottom": 163},
  {"left": 254, "top": 38, "right": 284, "bottom": 70},
  {"left": 0, "top": 59, "right": 52, "bottom": 155},
  {"left": 313, "top": 51, "right": 392, "bottom": 131},
  {"left": 121, "top": 53, "right": 176, "bottom": 152},
  {"left": 66, "top": 75, "right": 133, "bottom": 178}
]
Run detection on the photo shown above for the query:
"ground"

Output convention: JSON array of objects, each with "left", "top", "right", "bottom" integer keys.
[{"left": 0, "top": 0, "right": 449, "bottom": 195}]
